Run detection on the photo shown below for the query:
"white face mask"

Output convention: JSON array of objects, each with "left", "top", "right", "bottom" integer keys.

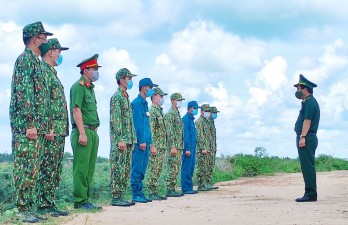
[
  {"left": 176, "top": 100, "right": 182, "bottom": 108},
  {"left": 159, "top": 97, "right": 164, "bottom": 106},
  {"left": 203, "top": 112, "right": 210, "bottom": 118}
]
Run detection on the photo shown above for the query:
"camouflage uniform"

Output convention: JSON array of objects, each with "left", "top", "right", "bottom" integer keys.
[
  {"left": 110, "top": 85, "right": 136, "bottom": 199},
  {"left": 165, "top": 93, "right": 185, "bottom": 192},
  {"left": 146, "top": 88, "right": 169, "bottom": 195},
  {"left": 206, "top": 117, "right": 216, "bottom": 185},
  {"left": 9, "top": 22, "right": 52, "bottom": 212},
  {"left": 36, "top": 39, "right": 69, "bottom": 209},
  {"left": 195, "top": 104, "right": 212, "bottom": 188}
]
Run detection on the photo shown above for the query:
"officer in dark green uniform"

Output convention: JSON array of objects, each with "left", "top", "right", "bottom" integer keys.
[
  {"left": 70, "top": 54, "right": 102, "bottom": 209},
  {"left": 294, "top": 74, "right": 320, "bottom": 202}
]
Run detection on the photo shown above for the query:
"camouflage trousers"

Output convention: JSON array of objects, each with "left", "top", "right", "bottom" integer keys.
[
  {"left": 146, "top": 148, "right": 166, "bottom": 194},
  {"left": 12, "top": 133, "right": 44, "bottom": 211},
  {"left": 196, "top": 150, "right": 210, "bottom": 187},
  {"left": 206, "top": 150, "right": 217, "bottom": 184},
  {"left": 36, "top": 136, "right": 65, "bottom": 208},
  {"left": 110, "top": 144, "right": 133, "bottom": 198},
  {"left": 165, "top": 149, "right": 182, "bottom": 191}
]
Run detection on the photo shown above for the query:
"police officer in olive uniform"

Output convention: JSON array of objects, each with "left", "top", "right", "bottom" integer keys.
[
  {"left": 37, "top": 38, "right": 69, "bottom": 217},
  {"left": 294, "top": 74, "right": 320, "bottom": 202},
  {"left": 10, "top": 21, "right": 53, "bottom": 223},
  {"left": 70, "top": 54, "right": 102, "bottom": 209}
]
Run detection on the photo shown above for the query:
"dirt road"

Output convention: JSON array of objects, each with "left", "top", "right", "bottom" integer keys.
[{"left": 63, "top": 171, "right": 348, "bottom": 225}]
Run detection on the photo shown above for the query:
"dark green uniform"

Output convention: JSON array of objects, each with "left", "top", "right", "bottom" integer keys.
[
  {"left": 10, "top": 47, "right": 50, "bottom": 212},
  {"left": 37, "top": 61, "right": 69, "bottom": 208},
  {"left": 207, "top": 117, "right": 216, "bottom": 185},
  {"left": 295, "top": 95, "right": 320, "bottom": 199},
  {"left": 70, "top": 76, "right": 100, "bottom": 206}
]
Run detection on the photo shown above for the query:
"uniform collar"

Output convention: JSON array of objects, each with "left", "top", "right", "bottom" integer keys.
[
  {"left": 79, "top": 76, "right": 94, "bottom": 88},
  {"left": 302, "top": 95, "right": 312, "bottom": 104},
  {"left": 138, "top": 94, "right": 147, "bottom": 103},
  {"left": 118, "top": 87, "right": 128, "bottom": 98}
]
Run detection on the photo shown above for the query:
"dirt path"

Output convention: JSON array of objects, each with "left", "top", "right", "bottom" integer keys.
[{"left": 63, "top": 171, "right": 348, "bottom": 225}]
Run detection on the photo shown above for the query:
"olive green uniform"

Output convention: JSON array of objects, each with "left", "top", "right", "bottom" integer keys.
[
  {"left": 70, "top": 76, "right": 100, "bottom": 206},
  {"left": 295, "top": 95, "right": 320, "bottom": 199}
]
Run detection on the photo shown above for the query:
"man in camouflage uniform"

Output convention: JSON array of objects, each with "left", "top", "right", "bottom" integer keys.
[
  {"left": 195, "top": 104, "right": 212, "bottom": 191},
  {"left": 36, "top": 38, "right": 69, "bottom": 217},
  {"left": 165, "top": 93, "right": 185, "bottom": 197},
  {"left": 9, "top": 21, "right": 52, "bottom": 223},
  {"left": 110, "top": 68, "right": 137, "bottom": 207},
  {"left": 146, "top": 87, "right": 169, "bottom": 201},
  {"left": 70, "top": 54, "right": 102, "bottom": 210},
  {"left": 206, "top": 106, "right": 220, "bottom": 190}
]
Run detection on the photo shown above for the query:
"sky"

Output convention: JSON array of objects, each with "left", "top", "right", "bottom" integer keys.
[{"left": 1, "top": 0, "right": 348, "bottom": 158}]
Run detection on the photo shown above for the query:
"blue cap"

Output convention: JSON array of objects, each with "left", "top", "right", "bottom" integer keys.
[
  {"left": 187, "top": 101, "right": 199, "bottom": 109},
  {"left": 139, "top": 78, "right": 158, "bottom": 88}
]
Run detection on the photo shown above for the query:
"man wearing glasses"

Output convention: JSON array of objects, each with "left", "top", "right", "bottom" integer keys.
[{"left": 9, "top": 21, "right": 53, "bottom": 223}]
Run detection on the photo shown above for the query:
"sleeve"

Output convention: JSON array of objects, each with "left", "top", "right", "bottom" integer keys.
[
  {"left": 70, "top": 84, "right": 84, "bottom": 109},
  {"left": 183, "top": 116, "right": 191, "bottom": 151},
  {"left": 132, "top": 100, "right": 146, "bottom": 144},
  {"left": 110, "top": 95, "right": 124, "bottom": 143},
  {"left": 165, "top": 111, "right": 175, "bottom": 148},
  {"left": 149, "top": 109, "right": 157, "bottom": 146},
  {"left": 303, "top": 101, "right": 314, "bottom": 121},
  {"left": 12, "top": 57, "right": 36, "bottom": 128}
]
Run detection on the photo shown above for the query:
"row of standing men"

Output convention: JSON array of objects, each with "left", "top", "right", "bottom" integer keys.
[{"left": 9, "top": 21, "right": 219, "bottom": 223}]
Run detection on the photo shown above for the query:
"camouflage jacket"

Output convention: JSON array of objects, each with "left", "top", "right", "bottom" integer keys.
[
  {"left": 208, "top": 118, "right": 217, "bottom": 151},
  {"left": 195, "top": 116, "right": 212, "bottom": 152},
  {"left": 110, "top": 88, "right": 136, "bottom": 146},
  {"left": 149, "top": 105, "right": 168, "bottom": 149},
  {"left": 9, "top": 47, "right": 50, "bottom": 134},
  {"left": 165, "top": 107, "right": 183, "bottom": 150},
  {"left": 41, "top": 61, "right": 69, "bottom": 136}
]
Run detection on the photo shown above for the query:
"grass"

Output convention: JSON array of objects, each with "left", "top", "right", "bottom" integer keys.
[{"left": 1, "top": 153, "right": 348, "bottom": 224}]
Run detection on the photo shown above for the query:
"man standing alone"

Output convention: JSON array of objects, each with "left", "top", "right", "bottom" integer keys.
[{"left": 294, "top": 74, "right": 320, "bottom": 202}]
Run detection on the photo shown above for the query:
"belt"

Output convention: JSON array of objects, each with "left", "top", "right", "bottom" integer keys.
[
  {"left": 296, "top": 131, "right": 316, "bottom": 135},
  {"left": 72, "top": 124, "right": 98, "bottom": 131}
]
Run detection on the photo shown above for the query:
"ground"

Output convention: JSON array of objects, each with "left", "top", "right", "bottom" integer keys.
[{"left": 62, "top": 171, "right": 348, "bottom": 225}]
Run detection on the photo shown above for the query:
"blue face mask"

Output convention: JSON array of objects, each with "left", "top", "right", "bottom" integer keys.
[
  {"left": 146, "top": 88, "right": 154, "bottom": 97},
  {"left": 127, "top": 80, "right": 133, "bottom": 90},
  {"left": 193, "top": 109, "right": 198, "bottom": 115},
  {"left": 55, "top": 54, "right": 63, "bottom": 66},
  {"left": 212, "top": 113, "right": 217, "bottom": 119},
  {"left": 91, "top": 71, "right": 99, "bottom": 82}
]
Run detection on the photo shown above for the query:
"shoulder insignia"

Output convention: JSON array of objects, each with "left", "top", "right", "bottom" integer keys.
[{"left": 79, "top": 80, "right": 85, "bottom": 86}]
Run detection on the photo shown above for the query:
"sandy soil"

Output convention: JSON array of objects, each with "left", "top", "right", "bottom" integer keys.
[{"left": 63, "top": 171, "right": 348, "bottom": 225}]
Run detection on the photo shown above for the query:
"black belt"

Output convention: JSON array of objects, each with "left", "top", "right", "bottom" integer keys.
[
  {"left": 72, "top": 124, "right": 98, "bottom": 131},
  {"left": 296, "top": 131, "right": 316, "bottom": 135}
]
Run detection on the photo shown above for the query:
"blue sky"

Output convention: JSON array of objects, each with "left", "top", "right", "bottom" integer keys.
[{"left": 1, "top": 0, "right": 348, "bottom": 158}]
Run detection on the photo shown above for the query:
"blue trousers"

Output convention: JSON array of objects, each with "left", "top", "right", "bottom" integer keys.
[
  {"left": 181, "top": 149, "right": 196, "bottom": 192},
  {"left": 131, "top": 143, "right": 150, "bottom": 197}
]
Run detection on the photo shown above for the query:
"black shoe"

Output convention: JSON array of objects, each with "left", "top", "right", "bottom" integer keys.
[
  {"left": 20, "top": 211, "right": 40, "bottom": 223},
  {"left": 183, "top": 190, "right": 198, "bottom": 194},
  {"left": 295, "top": 196, "right": 317, "bottom": 202},
  {"left": 111, "top": 197, "right": 133, "bottom": 207},
  {"left": 51, "top": 207, "right": 69, "bottom": 216},
  {"left": 75, "top": 202, "right": 102, "bottom": 210}
]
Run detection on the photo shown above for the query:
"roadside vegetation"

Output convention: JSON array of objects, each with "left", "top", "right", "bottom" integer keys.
[{"left": 1, "top": 149, "right": 348, "bottom": 224}]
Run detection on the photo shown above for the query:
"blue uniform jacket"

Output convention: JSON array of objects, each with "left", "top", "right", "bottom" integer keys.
[
  {"left": 182, "top": 112, "right": 197, "bottom": 153},
  {"left": 132, "top": 94, "right": 152, "bottom": 144}
]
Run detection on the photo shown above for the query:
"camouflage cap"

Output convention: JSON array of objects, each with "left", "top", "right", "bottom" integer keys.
[
  {"left": 210, "top": 106, "right": 220, "bottom": 113},
  {"left": 294, "top": 74, "right": 317, "bottom": 89},
  {"left": 48, "top": 38, "right": 69, "bottom": 50},
  {"left": 153, "top": 87, "right": 167, "bottom": 96},
  {"left": 22, "top": 21, "right": 53, "bottom": 38},
  {"left": 115, "top": 68, "right": 137, "bottom": 80},
  {"left": 40, "top": 38, "right": 69, "bottom": 55},
  {"left": 200, "top": 104, "right": 211, "bottom": 111},
  {"left": 170, "top": 93, "right": 185, "bottom": 101}
]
